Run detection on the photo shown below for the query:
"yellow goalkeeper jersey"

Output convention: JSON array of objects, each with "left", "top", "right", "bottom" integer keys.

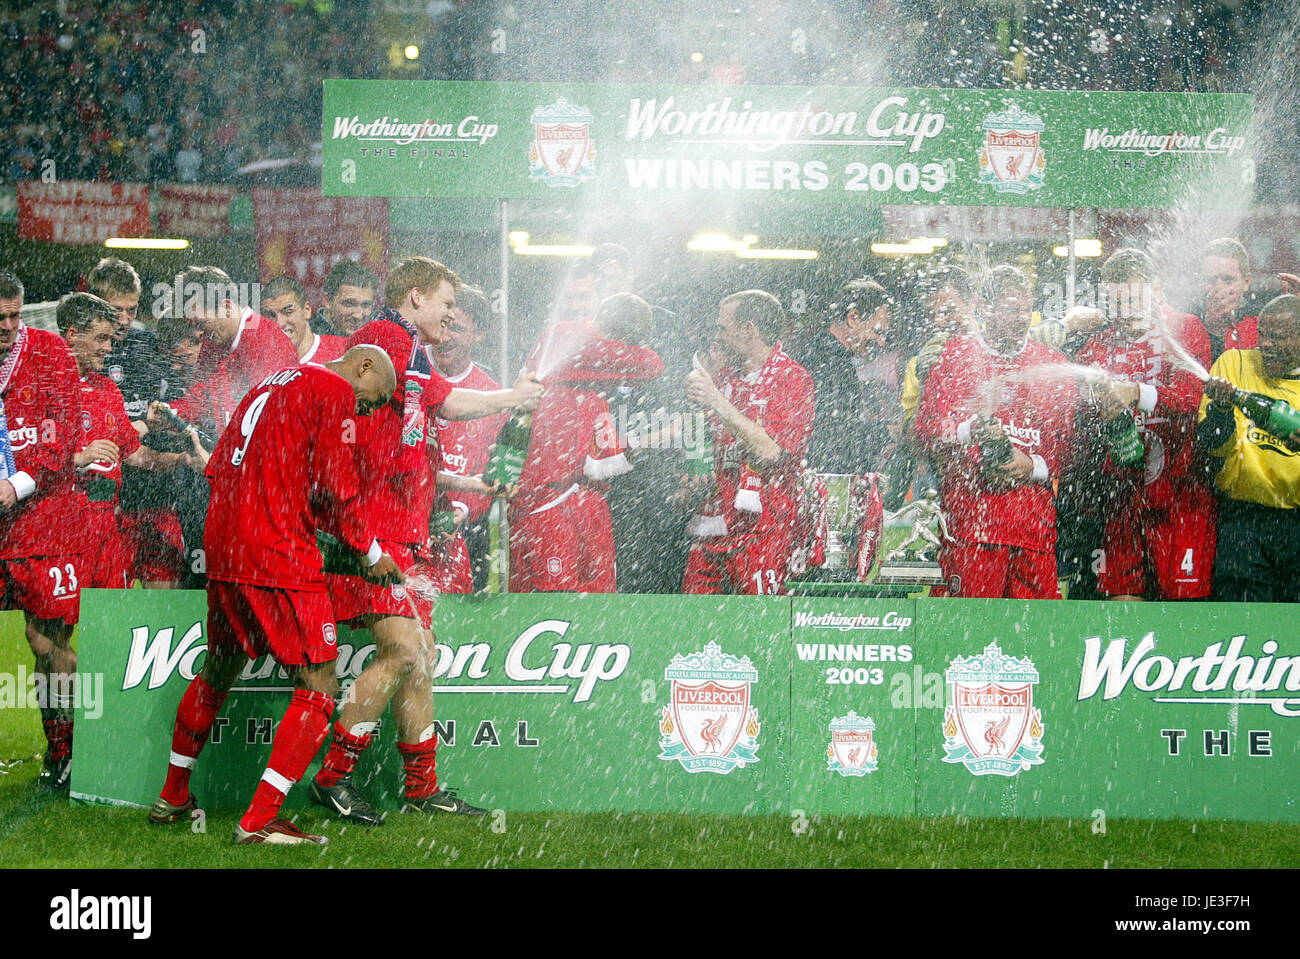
[
  {"left": 1198, "top": 349, "right": 1300, "bottom": 509},
  {"left": 900, "top": 354, "right": 921, "bottom": 422}
]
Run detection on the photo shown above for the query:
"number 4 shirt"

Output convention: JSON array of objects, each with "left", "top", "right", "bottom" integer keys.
[{"left": 204, "top": 364, "right": 376, "bottom": 590}]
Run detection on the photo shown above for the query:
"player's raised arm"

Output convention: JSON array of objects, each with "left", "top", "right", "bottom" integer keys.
[{"left": 438, "top": 372, "right": 543, "bottom": 421}]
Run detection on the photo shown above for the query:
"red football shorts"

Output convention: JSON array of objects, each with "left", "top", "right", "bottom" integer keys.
[
  {"left": 1098, "top": 485, "right": 1216, "bottom": 599},
  {"left": 682, "top": 524, "right": 796, "bottom": 596},
  {"left": 937, "top": 542, "right": 1060, "bottom": 599},
  {"left": 122, "top": 508, "right": 186, "bottom": 583},
  {"left": 0, "top": 556, "right": 82, "bottom": 625},
  {"left": 509, "top": 488, "right": 615, "bottom": 593},
  {"left": 79, "top": 505, "right": 132, "bottom": 589},
  {"left": 206, "top": 579, "right": 339, "bottom": 666},
  {"left": 327, "top": 541, "right": 437, "bottom": 630}
]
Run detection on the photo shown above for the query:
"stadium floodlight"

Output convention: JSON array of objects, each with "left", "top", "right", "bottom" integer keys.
[
  {"left": 871, "top": 240, "right": 936, "bottom": 256},
  {"left": 507, "top": 231, "right": 594, "bottom": 256},
  {"left": 735, "top": 248, "right": 818, "bottom": 260},
  {"left": 1053, "top": 239, "right": 1103, "bottom": 257},
  {"left": 512, "top": 243, "right": 596, "bottom": 256},
  {"left": 687, "top": 232, "right": 755, "bottom": 252},
  {"left": 104, "top": 237, "right": 190, "bottom": 250}
]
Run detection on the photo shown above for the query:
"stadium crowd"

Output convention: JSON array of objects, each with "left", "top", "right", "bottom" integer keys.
[{"left": 1, "top": 0, "right": 1296, "bottom": 201}]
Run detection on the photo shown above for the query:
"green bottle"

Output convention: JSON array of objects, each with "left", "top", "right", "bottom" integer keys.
[
  {"left": 482, "top": 410, "right": 533, "bottom": 489},
  {"left": 684, "top": 409, "right": 715, "bottom": 477},
  {"left": 977, "top": 421, "right": 1013, "bottom": 479},
  {"left": 1230, "top": 388, "right": 1300, "bottom": 439},
  {"left": 83, "top": 475, "right": 119, "bottom": 503},
  {"left": 431, "top": 510, "right": 459, "bottom": 538},
  {"left": 155, "top": 402, "right": 216, "bottom": 451},
  {"left": 316, "top": 531, "right": 364, "bottom": 576},
  {"left": 685, "top": 351, "right": 715, "bottom": 477},
  {"left": 1104, "top": 410, "right": 1145, "bottom": 467}
]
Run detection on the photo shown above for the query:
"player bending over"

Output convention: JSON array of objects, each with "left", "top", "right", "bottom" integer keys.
[{"left": 148, "top": 346, "right": 403, "bottom": 845}]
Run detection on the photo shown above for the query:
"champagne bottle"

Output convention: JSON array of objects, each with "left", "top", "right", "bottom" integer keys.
[
  {"left": 1228, "top": 388, "right": 1300, "bottom": 439},
  {"left": 976, "top": 420, "right": 1013, "bottom": 478},
  {"left": 431, "top": 509, "right": 459, "bottom": 538},
  {"left": 685, "top": 351, "right": 715, "bottom": 477},
  {"left": 316, "top": 531, "right": 364, "bottom": 576},
  {"left": 482, "top": 410, "right": 533, "bottom": 489},
  {"left": 83, "top": 475, "right": 119, "bottom": 502},
  {"left": 155, "top": 403, "right": 216, "bottom": 451},
  {"left": 1103, "top": 410, "right": 1145, "bottom": 467}
]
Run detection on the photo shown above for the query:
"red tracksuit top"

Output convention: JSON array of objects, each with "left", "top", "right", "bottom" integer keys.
[{"left": 513, "top": 322, "right": 663, "bottom": 515}]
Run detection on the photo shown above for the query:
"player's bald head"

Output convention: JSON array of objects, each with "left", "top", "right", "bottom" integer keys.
[
  {"left": 1257, "top": 295, "right": 1300, "bottom": 379},
  {"left": 345, "top": 343, "right": 396, "bottom": 389},
  {"left": 329, "top": 344, "right": 397, "bottom": 414}
]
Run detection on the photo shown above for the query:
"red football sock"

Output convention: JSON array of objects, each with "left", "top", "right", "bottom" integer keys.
[
  {"left": 161, "top": 677, "right": 227, "bottom": 806},
  {"left": 239, "top": 689, "right": 334, "bottom": 833},
  {"left": 313, "top": 721, "right": 373, "bottom": 788},
  {"left": 397, "top": 738, "right": 438, "bottom": 801},
  {"left": 39, "top": 712, "right": 73, "bottom": 763}
]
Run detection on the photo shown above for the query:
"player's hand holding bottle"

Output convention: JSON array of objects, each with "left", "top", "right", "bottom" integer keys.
[
  {"left": 363, "top": 553, "right": 405, "bottom": 587},
  {"left": 511, "top": 372, "right": 544, "bottom": 411}
]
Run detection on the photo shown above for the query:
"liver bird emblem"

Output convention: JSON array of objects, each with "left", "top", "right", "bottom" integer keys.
[{"left": 984, "top": 716, "right": 1011, "bottom": 756}]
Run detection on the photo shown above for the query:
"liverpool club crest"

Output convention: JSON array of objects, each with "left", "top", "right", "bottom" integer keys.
[
  {"left": 942, "top": 642, "right": 1044, "bottom": 776},
  {"left": 658, "top": 642, "right": 760, "bottom": 774},
  {"left": 977, "top": 103, "right": 1046, "bottom": 194},
  {"left": 827, "top": 711, "right": 878, "bottom": 777},
  {"left": 529, "top": 99, "right": 596, "bottom": 187}
]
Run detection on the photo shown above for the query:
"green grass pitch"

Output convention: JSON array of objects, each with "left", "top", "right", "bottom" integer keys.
[{"left": 1, "top": 608, "right": 1297, "bottom": 869}]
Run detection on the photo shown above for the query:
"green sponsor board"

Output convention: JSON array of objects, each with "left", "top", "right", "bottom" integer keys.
[
  {"left": 912, "top": 599, "right": 1298, "bottom": 821},
  {"left": 788, "top": 600, "right": 919, "bottom": 816},
  {"left": 74, "top": 591, "right": 1297, "bottom": 819},
  {"left": 73, "top": 590, "right": 788, "bottom": 814},
  {"left": 323, "top": 81, "right": 1253, "bottom": 209}
]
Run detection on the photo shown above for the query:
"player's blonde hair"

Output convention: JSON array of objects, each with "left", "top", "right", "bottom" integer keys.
[{"left": 384, "top": 256, "right": 461, "bottom": 309}]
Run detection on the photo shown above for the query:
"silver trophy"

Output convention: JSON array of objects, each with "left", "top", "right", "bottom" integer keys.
[{"left": 875, "top": 489, "right": 951, "bottom": 585}]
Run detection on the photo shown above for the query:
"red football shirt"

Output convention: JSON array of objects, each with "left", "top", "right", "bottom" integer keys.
[
  {"left": 710, "top": 344, "right": 815, "bottom": 539},
  {"left": 512, "top": 329, "right": 664, "bottom": 515},
  {"left": 915, "top": 334, "right": 1078, "bottom": 552},
  {"left": 204, "top": 364, "right": 374, "bottom": 590},
  {"left": 302, "top": 333, "right": 348, "bottom": 365},
  {"left": 175, "top": 311, "right": 298, "bottom": 433},
  {"left": 433, "top": 361, "right": 505, "bottom": 522},
  {"left": 1225, "top": 316, "right": 1258, "bottom": 351},
  {"left": 0, "top": 327, "right": 82, "bottom": 558},
  {"left": 1075, "top": 309, "right": 1211, "bottom": 504},
  {"left": 345, "top": 318, "right": 454, "bottom": 544},
  {"left": 76, "top": 371, "right": 142, "bottom": 496}
]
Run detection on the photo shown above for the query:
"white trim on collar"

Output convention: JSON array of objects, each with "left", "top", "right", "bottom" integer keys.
[
  {"left": 230, "top": 307, "right": 254, "bottom": 353},
  {"left": 300, "top": 333, "right": 322, "bottom": 363},
  {"left": 441, "top": 361, "right": 478, "bottom": 384}
]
